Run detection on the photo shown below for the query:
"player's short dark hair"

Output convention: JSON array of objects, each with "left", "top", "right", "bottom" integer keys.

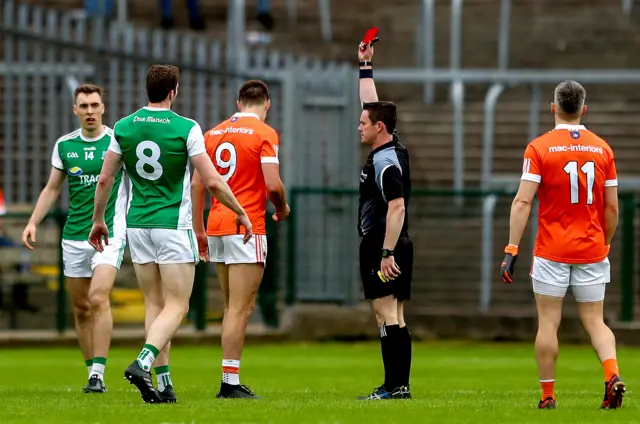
[
  {"left": 363, "top": 101, "right": 397, "bottom": 134},
  {"left": 554, "top": 80, "right": 586, "bottom": 115},
  {"left": 74, "top": 84, "right": 103, "bottom": 101},
  {"left": 146, "top": 64, "right": 180, "bottom": 103},
  {"left": 238, "top": 80, "right": 270, "bottom": 106}
]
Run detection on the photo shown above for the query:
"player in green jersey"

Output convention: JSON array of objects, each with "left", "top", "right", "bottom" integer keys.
[
  {"left": 89, "top": 64, "right": 252, "bottom": 404},
  {"left": 22, "top": 84, "right": 127, "bottom": 394}
]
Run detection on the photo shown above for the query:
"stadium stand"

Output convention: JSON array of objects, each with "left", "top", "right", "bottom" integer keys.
[{"left": 2, "top": 0, "right": 640, "bottom": 335}]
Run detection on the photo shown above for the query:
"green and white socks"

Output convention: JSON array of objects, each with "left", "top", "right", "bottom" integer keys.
[
  {"left": 155, "top": 365, "right": 173, "bottom": 392},
  {"left": 137, "top": 344, "right": 160, "bottom": 372},
  {"left": 91, "top": 357, "right": 107, "bottom": 381},
  {"left": 85, "top": 357, "right": 108, "bottom": 381}
]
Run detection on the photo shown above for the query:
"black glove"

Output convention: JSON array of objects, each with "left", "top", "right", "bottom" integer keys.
[{"left": 500, "top": 245, "right": 519, "bottom": 284}]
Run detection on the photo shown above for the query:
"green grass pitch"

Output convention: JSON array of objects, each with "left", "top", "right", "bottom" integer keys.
[{"left": 1, "top": 341, "right": 638, "bottom": 423}]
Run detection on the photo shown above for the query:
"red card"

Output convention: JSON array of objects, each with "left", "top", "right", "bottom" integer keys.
[{"left": 362, "top": 27, "right": 379, "bottom": 44}]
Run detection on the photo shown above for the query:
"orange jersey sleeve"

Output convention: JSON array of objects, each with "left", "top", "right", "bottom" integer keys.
[
  {"left": 259, "top": 130, "right": 279, "bottom": 164},
  {"left": 527, "top": 125, "right": 615, "bottom": 264},
  {"left": 604, "top": 150, "right": 618, "bottom": 188},
  {"left": 521, "top": 143, "right": 543, "bottom": 184}
]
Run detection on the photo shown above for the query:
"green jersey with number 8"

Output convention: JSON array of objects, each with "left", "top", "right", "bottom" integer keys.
[{"left": 108, "top": 106, "right": 206, "bottom": 230}]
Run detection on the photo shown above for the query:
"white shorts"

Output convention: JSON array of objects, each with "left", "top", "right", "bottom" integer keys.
[
  {"left": 532, "top": 279, "right": 606, "bottom": 302},
  {"left": 208, "top": 234, "right": 268, "bottom": 265},
  {"left": 530, "top": 256, "right": 610, "bottom": 302},
  {"left": 127, "top": 228, "right": 199, "bottom": 265},
  {"left": 62, "top": 238, "right": 126, "bottom": 278}
]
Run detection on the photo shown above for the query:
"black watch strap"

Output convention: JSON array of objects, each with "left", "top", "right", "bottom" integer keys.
[
  {"left": 359, "top": 61, "right": 372, "bottom": 67},
  {"left": 381, "top": 248, "right": 394, "bottom": 258}
]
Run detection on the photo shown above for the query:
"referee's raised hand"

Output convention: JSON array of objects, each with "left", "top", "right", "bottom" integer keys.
[{"left": 358, "top": 41, "right": 374, "bottom": 62}]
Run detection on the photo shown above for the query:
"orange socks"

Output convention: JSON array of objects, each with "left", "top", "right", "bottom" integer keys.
[
  {"left": 538, "top": 359, "right": 618, "bottom": 401},
  {"left": 602, "top": 358, "right": 619, "bottom": 382},
  {"left": 540, "top": 379, "right": 555, "bottom": 400}
]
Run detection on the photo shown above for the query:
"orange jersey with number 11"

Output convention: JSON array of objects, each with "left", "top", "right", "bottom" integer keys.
[
  {"left": 203, "top": 112, "right": 279, "bottom": 236},
  {"left": 521, "top": 124, "right": 617, "bottom": 264}
]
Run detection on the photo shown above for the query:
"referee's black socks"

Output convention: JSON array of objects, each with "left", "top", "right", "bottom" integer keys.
[
  {"left": 399, "top": 325, "right": 412, "bottom": 387},
  {"left": 380, "top": 323, "right": 403, "bottom": 390},
  {"left": 380, "top": 323, "right": 413, "bottom": 390}
]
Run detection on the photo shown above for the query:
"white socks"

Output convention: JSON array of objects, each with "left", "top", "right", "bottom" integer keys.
[
  {"left": 91, "top": 362, "right": 106, "bottom": 381},
  {"left": 222, "top": 359, "right": 240, "bottom": 385}
]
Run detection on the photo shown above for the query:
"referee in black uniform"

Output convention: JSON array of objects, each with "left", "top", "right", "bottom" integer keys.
[{"left": 356, "top": 40, "right": 413, "bottom": 400}]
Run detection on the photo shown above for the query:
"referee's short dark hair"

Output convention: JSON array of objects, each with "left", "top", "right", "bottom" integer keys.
[{"left": 363, "top": 101, "right": 397, "bottom": 135}]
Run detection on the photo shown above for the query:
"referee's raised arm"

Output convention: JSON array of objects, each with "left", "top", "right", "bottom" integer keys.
[{"left": 358, "top": 42, "right": 378, "bottom": 104}]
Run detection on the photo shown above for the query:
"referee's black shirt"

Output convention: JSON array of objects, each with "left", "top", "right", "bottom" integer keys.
[{"left": 358, "top": 134, "right": 411, "bottom": 238}]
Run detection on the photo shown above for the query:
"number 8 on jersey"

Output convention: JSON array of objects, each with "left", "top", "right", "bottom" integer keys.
[{"left": 136, "top": 140, "right": 164, "bottom": 181}]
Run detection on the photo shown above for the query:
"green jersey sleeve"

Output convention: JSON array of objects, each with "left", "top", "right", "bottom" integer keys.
[
  {"left": 51, "top": 139, "right": 64, "bottom": 171},
  {"left": 109, "top": 124, "right": 122, "bottom": 155},
  {"left": 187, "top": 122, "right": 206, "bottom": 157}
]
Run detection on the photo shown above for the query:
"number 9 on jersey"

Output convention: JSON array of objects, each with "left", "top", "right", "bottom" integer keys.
[{"left": 216, "top": 142, "right": 237, "bottom": 182}]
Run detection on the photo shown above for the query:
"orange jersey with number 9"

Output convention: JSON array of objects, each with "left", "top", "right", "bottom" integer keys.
[
  {"left": 522, "top": 124, "right": 618, "bottom": 264},
  {"left": 204, "top": 112, "right": 279, "bottom": 236}
]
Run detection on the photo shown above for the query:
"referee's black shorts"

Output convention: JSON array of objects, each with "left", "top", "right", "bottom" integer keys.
[{"left": 359, "top": 233, "right": 413, "bottom": 301}]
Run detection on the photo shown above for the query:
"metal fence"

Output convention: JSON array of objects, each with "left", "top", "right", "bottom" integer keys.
[
  {"left": 0, "top": 0, "right": 360, "bottom": 331},
  {"left": 1, "top": 0, "right": 360, "bottom": 206}
]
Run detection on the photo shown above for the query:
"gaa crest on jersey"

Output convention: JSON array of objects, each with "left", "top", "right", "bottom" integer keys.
[
  {"left": 68, "top": 166, "right": 83, "bottom": 176},
  {"left": 230, "top": 116, "right": 238, "bottom": 123},
  {"left": 570, "top": 130, "right": 580, "bottom": 139},
  {"left": 102, "top": 151, "right": 107, "bottom": 160}
]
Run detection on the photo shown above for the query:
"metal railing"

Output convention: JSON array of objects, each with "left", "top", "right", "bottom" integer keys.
[
  {"left": 374, "top": 68, "right": 640, "bottom": 195},
  {"left": 419, "top": 0, "right": 636, "bottom": 103}
]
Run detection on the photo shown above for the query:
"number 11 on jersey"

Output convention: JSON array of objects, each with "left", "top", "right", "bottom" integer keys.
[{"left": 564, "top": 160, "right": 595, "bottom": 205}]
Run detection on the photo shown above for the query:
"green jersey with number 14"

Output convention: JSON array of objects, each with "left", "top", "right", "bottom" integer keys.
[
  {"left": 109, "top": 107, "right": 206, "bottom": 230},
  {"left": 52, "top": 127, "right": 127, "bottom": 241}
]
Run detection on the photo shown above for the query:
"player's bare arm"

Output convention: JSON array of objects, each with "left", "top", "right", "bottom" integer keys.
[
  {"left": 190, "top": 170, "right": 209, "bottom": 261},
  {"left": 359, "top": 42, "right": 378, "bottom": 104},
  {"left": 261, "top": 162, "right": 289, "bottom": 221},
  {"left": 508, "top": 180, "right": 539, "bottom": 246},
  {"left": 604, "top": 185, "right": 619, "bottom": 247},
  {"left": 190, "top": 153, "right": 253, "bottom": 243},
  {"left": 89, "top": 150, "right": 123, "bottom": 252},
  {"left": 22, "top": 167, "right": 67, "bottom": 250},
  {"left": 500, "top": 180, "right": 538, "bottom": 284}
]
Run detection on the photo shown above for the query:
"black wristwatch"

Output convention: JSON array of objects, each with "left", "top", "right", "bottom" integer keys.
[
  {"left": 381, "top": 248, "right": 394, "bottom": 258},
  {"left": 359, "top": 61, "right": 372, "bottom": 67}
]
